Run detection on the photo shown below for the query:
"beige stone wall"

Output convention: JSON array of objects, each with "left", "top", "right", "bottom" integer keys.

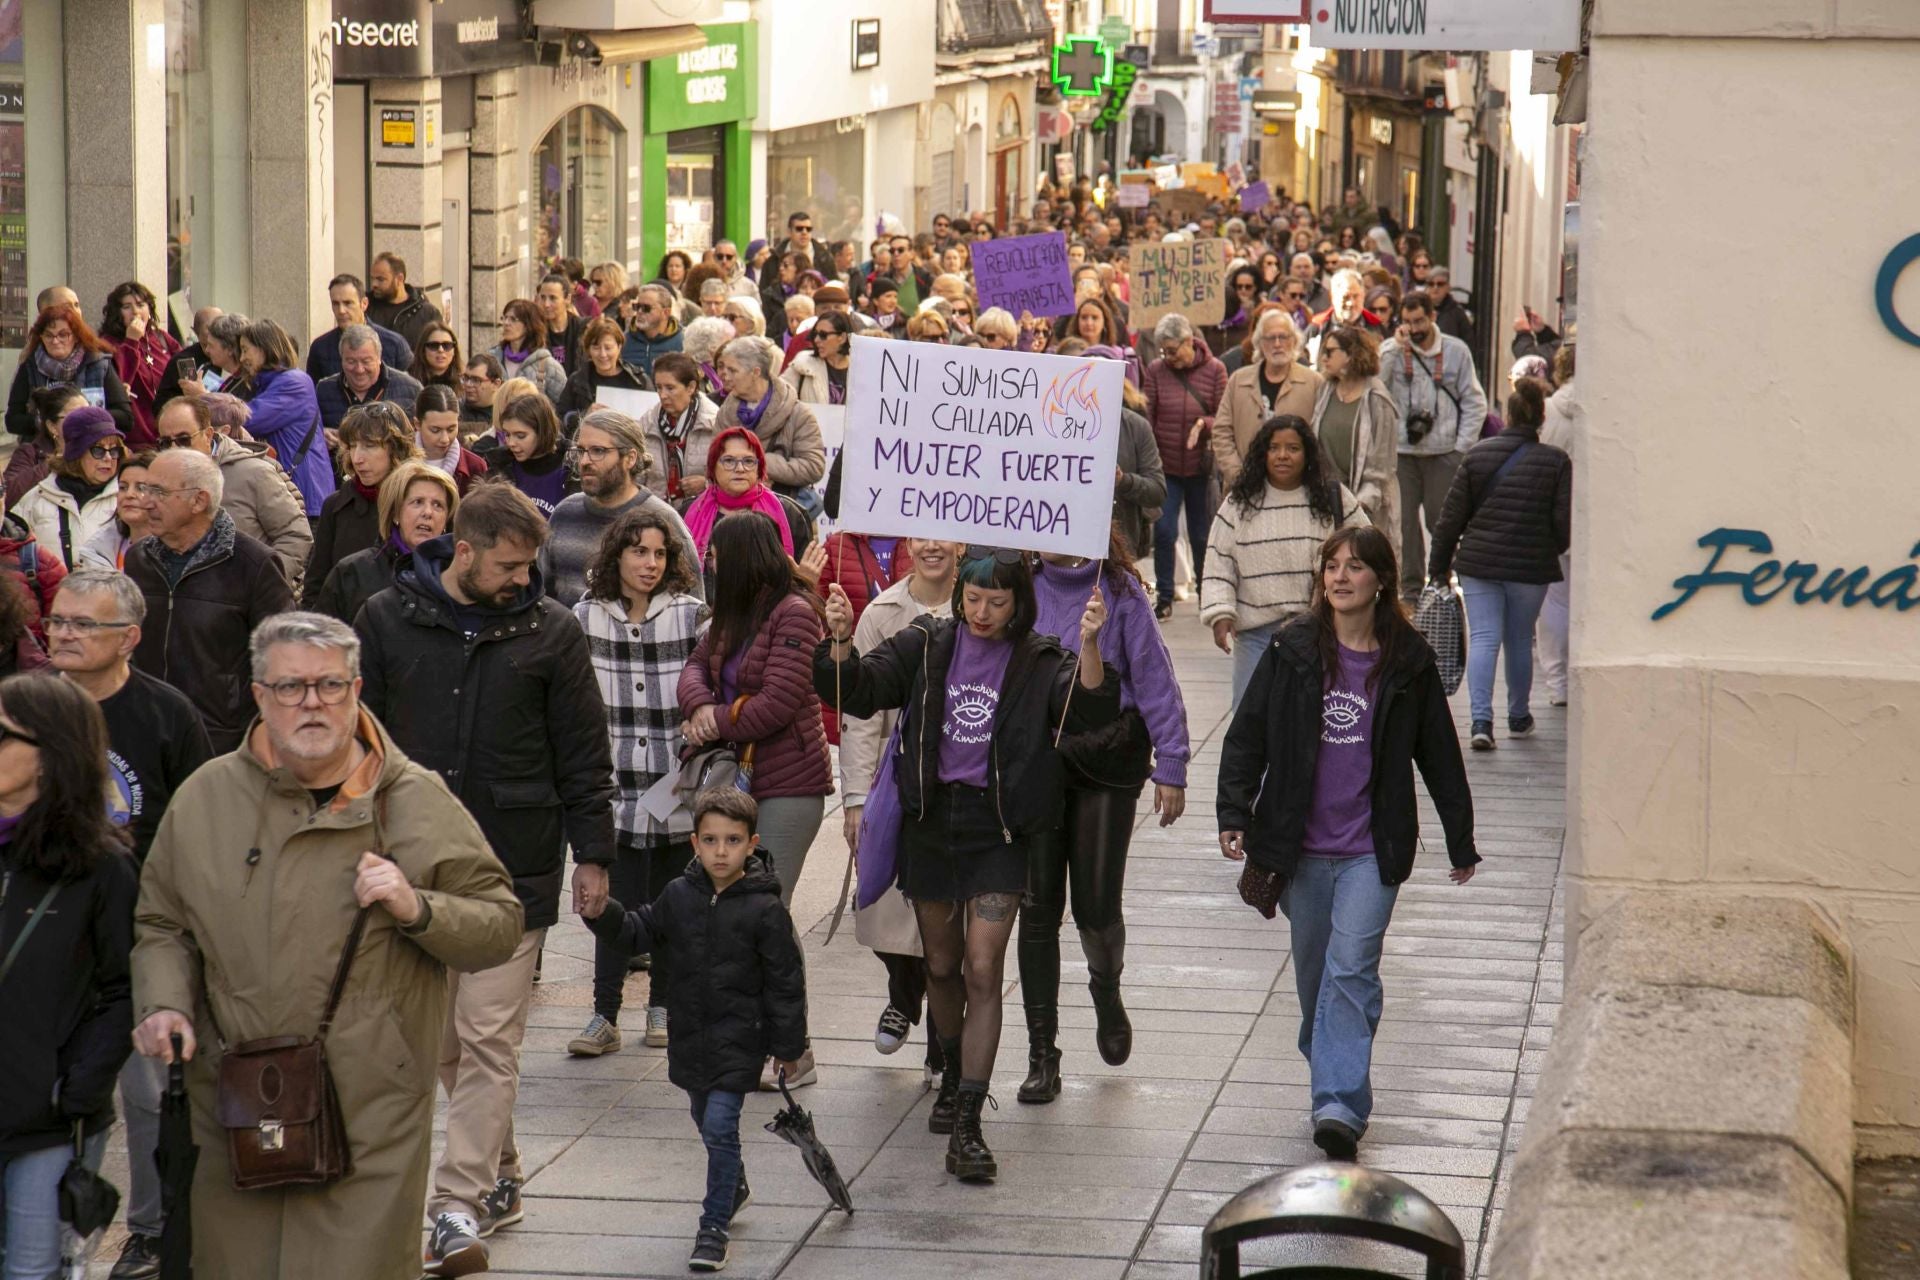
[{"left": 1576, "top": 16, "right": 1920, "bottom": 1147}]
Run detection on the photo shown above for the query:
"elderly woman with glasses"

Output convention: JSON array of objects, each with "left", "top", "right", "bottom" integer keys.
[
  {"left": 300, "top": 402, "right": 422, "bottom": 608},
  {"left": 714, "top": 336, "right": 824, "bottom": 501},
  {"left": 12, "top": 406, "right": 125, "bottom": 569},
  {"left": 680, "top": 427, "right": 809, "bottom": 569}
]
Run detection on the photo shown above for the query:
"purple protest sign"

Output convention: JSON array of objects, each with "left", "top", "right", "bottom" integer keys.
[
  {"left": 970, "top": 231, "right": 1077, "bottom": 318},
  {"left": 1239, "top": 180, "right": 1271, "bottom": 213}
]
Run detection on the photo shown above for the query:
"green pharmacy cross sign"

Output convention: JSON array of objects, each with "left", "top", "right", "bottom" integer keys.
[{"left": 1052, "top": 37, "right": 1113, "bottom": 97}]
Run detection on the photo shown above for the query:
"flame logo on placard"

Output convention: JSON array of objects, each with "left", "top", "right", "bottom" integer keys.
[{"left": 1040, "top": 364, "right": 1104, "bottom": 440}]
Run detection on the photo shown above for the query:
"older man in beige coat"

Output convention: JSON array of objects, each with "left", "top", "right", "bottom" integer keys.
[
  {"left": 1211, "top": 309, "right": 1324, "bottom": 490},
  {"left": 132, "top": 612, "right": 521, "bottom": 1280}
]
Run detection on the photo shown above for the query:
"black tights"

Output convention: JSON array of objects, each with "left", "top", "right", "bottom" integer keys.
[
  {"left": 916, "top": 894, "right": 1021, "bottom": 1082},
  {"left": 1019, "top": 786, "right": 1140, "bottom": 1017}
]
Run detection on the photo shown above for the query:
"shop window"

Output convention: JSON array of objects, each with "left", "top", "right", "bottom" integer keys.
[
  {"left": 532, "top": 107, "right": 623, "bottom": 274},
  {"left": 767, "top": 120, "right": 866, "bottom": 247}
]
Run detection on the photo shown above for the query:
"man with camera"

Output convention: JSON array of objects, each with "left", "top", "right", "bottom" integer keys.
[{"left": 1381, "top": 292, "right": 1487, "bottom": 601}]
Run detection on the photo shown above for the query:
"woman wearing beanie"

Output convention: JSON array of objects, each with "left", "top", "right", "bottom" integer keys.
[
  {"left": 815, "top": 550, "right": 1119, "bottom": 1183},
  {"left": 1018, "top": 528, "right": 1191, "bottom": 1103},
  {"left": 1427, "top": 376, "right": 1572, "bottom": 750},
  {"left": 12, "top": 406, "right": 124, "bottom": 570}
]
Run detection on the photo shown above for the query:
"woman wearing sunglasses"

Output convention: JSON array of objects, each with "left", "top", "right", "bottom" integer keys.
[
  {"left": 12, "top": 406, "right": 124, "bottom": 571},
  {"left": 816, "top": 548, "right": 1118, "bottom": 1184},
  {"left": 407, "top": 322, "right": 463, "bottom": 391},
  {"left": 782, "top": 313, "right": 851, "bottom": 406}
]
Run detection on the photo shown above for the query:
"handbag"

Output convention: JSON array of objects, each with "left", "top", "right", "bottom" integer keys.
[
  {"left": 1238, "top": 862, "right": 1285, "bottom": 920},
  {"left": 678, "top": 695, "right": 758, "bottom": 799},
  {"left": 1057, "top": 706, "right": 1154, "bottom": 791},
  {"left": 853, "top": 717, "right": 908, "bottom": 911},
  {"left": 1413, "top": 583, "right": 1467, "bottom": 696},
  {"left": 213, "top": 798, "right": 388, "bottom": 1191}
]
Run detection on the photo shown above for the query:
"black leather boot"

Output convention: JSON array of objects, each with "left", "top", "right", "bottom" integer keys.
[
  {"left": 1016, "top": 1006, "right": 1061, "bottom": 1104},
  {"left": 928, "top": 1037, "right": 962, "bottom": 1134},
  {"left": 1082, "top": 922, "right": 1133, "bottom": 1065},
  {"left": 945, "top": 1083, "right": 997, "bottom": 1181}
]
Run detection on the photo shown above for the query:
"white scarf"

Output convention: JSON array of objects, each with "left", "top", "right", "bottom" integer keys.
[{"left": 419, "top": 433, "right": 460, "bottom": 477}]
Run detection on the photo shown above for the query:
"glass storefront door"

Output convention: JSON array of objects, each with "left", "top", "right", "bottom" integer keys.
[
  {"left": 665, "top": 126, "right": 724, "bottom": 256},
  {"left": 532, "top": 106, "right": 623, "bottom": 273}
]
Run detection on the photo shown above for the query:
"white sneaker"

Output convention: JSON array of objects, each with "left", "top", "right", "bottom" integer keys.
[
  {"left": 874, "top": 1005, "right": 911, "bottom": 1054},
  {"left": 644, "top": 1005, "right": 669, "bottom": 1048}
]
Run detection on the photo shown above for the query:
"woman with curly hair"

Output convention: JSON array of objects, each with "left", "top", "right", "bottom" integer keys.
[
  {"left": 566, "top": 506, "right": 709, "bottom": 1059},
  {"left": 300, "top": 401, "right": 421, "bottom": 608},
  {"left": 1202, "top": 414, "right": 1368, "bottom": 706},
  {"left": 100, "top": 281, "right": 179, "bottom": 447}
]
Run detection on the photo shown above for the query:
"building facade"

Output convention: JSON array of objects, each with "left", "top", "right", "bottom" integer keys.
[{"left": 932, "top": 0, "right": 1051, "bottom": 228}]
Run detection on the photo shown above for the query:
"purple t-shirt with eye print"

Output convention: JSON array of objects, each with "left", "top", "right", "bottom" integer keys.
[
  {"left": 1302, "top": 643, "right": 1380, "bottom": 857},
  {"left": 937, "top": 629, "right": 1014, "bottom": 787}
]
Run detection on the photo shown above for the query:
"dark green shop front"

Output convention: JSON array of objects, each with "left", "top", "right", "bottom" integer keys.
[{"left": 643, "top": 22, "right": 757, "bottom": 274}]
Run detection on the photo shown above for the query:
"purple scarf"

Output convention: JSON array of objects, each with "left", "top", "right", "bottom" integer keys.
[{"left": 734, "top": 382, "right": 775, "bottom": 429}]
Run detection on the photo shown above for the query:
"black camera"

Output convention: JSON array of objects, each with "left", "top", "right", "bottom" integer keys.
[{"left": 1405, "top": 410, "right": 1434, "bottom": 443}]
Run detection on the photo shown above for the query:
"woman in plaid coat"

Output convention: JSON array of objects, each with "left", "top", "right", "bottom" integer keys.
[{"left": 568, "top": 505, "right": 709, "bottom": 1058}]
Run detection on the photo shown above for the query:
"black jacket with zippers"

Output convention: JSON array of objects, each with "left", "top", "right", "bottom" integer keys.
[
  {"left": 813, "top": 614, "right": 1121, "bottom": 841},
  {"left": 1217, "top": 614, "right": 1478, "bottom": 885}
]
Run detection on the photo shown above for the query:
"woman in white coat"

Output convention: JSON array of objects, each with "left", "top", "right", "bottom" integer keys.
[{"left": 11, "top": 406, "right": 123, "bottom": 568}]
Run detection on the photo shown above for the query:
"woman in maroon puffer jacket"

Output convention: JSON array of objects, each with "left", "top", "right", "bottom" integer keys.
[{"left": 679, "top": 509, "right": 833, "bottom": 906}]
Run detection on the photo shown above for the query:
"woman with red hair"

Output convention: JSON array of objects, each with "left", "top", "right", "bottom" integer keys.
[
  {"left": 680, "top": 427, "right": 811, "bottom": 565},
  {"left": 100, "top": 280, "right": 180, "bottom": 447},
  {"left": 4, "top": 304, "right": 134, "bottom": 443}
]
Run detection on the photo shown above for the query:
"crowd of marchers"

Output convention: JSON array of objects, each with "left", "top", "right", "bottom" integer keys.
[{"left": 0, "top": 167, "right": 1579, "bottom": 1279}]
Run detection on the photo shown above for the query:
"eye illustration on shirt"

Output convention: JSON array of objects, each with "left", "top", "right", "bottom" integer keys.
[
  {"left": 952, "top": 694, "right": 996, "bottom": 731},
  {"left": 1322, "top": 690, "right": 1368, "bottom": 745}
]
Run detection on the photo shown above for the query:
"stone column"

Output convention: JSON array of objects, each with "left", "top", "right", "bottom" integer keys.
[
  {"left": 368, "top": 77, "right": 444, "bottom": 298},
  {"left": 246, "top": 0, "right": 334, "bottom": 349},
  {"left": 62, "top": 0, "right": 168, "bottom": 308},
  {"left": 468, "top": 68, "right": 523, "bottom": 355}
]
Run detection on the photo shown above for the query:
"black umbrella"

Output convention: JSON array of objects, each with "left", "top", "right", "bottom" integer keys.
[
  {"left": 57, "top": 1120, "right": 120, "bottom": 1278},
  {"left": 764, "top": 1069, "right": 853, "bottom": 1214},
  {"left": 155, "top": 1034, "right": 198, "bottom": 1279}
]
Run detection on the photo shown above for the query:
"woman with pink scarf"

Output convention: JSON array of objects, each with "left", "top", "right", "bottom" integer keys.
[{"left": 681, "top": 427, "right": 812, "bottom": 567}]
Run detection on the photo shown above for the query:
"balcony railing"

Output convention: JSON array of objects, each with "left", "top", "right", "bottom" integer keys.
[{"left": 937, "top": 0, "right": 1055, "bottom": 54}]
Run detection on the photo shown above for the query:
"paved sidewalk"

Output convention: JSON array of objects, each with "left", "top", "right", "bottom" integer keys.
[{"left": 90, "top": 603, "right": 1567, "bottom": 1278}]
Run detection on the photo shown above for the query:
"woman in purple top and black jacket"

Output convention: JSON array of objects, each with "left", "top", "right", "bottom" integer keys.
[
  {"left": 1217, "top": 524, "right": 1477, "bottom": 1164},
  {"left": 1018, "top": 526, "right": 1191, "bottom": 1105},
  {"left": 816, "top": 549, "right": 1118, "bottom": 1186}
]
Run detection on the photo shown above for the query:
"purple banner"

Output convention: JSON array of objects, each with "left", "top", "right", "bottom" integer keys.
[
  {"left": 970, "top": 231, "right": 1077, "bottom": 318},
  {"left": 1239, "top": 180, "right": 1271, "bottom": 213}
]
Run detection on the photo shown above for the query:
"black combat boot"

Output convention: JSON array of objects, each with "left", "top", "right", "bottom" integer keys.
[
  {"left": 928, "top": 1037, "right": 963, "bottom": 1134},
  {"left": 945, "top": 1083, "right": 998, "bottom": 1181},
  {"left": 1016, "top": 1006, "right": 1061, "bottom": 1104}
]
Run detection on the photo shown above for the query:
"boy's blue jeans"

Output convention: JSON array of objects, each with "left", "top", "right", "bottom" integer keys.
[{"left": 686, "top": 1089, "right": 745, "bottom": 1234}]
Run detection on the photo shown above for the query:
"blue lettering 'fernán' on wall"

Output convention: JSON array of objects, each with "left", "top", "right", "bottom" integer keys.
[
  {"left": 1876, "top": 234, "right": 1920, "bottom": 348},
  {"left": 1651, "top": 528, "right": 1920, "bottom": 619}
]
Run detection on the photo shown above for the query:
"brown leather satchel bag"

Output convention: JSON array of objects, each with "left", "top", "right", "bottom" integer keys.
[{"left": 214, "top": 799, "right": 387, "bottom": 1190}]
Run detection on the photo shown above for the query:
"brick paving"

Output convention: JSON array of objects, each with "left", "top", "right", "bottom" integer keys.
[{"left": 90, "top": 603, "right": 1568, "bottom": 1278}]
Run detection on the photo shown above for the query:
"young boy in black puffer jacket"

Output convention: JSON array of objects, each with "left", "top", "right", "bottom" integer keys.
[{"left": 582, "top": 789, "right": 809, "bottom": 1273}]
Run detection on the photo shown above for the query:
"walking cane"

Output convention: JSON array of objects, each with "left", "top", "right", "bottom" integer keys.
[{"left": 825, "top": 533, "right": 857, "bottom": 944}]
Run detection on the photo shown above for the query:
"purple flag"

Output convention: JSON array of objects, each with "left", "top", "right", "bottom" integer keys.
[{"left": 971, "top": 231, "right": 1077, "bottom": 318}]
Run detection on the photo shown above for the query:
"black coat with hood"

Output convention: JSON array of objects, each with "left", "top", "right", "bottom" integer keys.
[
  {"left": 1218, "top": 615, "right": 1477, "bottom": 885},
  {"left": 0, "top": 842, "right": 138, "bottom": 1155},
  {"left": 585, "top": 853, "right": 807, "bottom": 1094},
  {"left": 813, "top": 615, "right": 1121, "bottom": 840},
  {"left": 353, "top": 536, "right": 616, "bottom": 929}
]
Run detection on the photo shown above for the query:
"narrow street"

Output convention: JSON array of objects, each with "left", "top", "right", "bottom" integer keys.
[{"left": 471, "top": 604, "right": 1566, "bottom": 1279}]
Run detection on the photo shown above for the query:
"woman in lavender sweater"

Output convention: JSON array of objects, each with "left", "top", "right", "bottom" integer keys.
[{"left": 1019, "top": 526, "right": 1192, "bottom": 1103}]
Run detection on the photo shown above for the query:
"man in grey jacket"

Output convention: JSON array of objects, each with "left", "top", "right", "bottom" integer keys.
[{"left": 1380, "top": 292, "right": 1487, "bottom": 600}]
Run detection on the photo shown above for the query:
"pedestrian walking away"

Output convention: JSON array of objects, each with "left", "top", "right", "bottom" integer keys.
[
  {"left": 1217, "top": 526, "right": 1477, "bottom": 1162},
  {"left": 816, "top": 548, "right": 1120, "bottom": 1182},
  {"left": 351, "top": 485, "right": 615, "bottom": 1274},
  {"left": 131, "top": 611, "right": 522, "bottom": 1280},
  {"left": 1020, "top": 530, "right": 1192, "bottom": 1104},
  {"left": 581, "top": 790, "right": 809, "bottom": 1272},
  {"left": 569, "top": 506, "right": 709, "bottom": 1059},
  {"left": 1426, "top": 377, "right": 1572, "bottom": 751}
]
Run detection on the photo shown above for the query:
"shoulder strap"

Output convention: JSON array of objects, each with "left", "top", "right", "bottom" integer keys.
[
  {"left": 316, "top": 791, "right": 388, "bottom": 1040},
  {"left": 0, "top": 882, "right": 62, "bottom": 989},
  {"left": 1471, "top": 443, "right": 1534, "bottom": 521}
]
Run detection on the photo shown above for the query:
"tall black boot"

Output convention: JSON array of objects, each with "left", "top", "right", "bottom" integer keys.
[
  {"left": 1016, "top": 1005, "right": 1061, "bottom": 1104},
  {"left": 945, "top": 1082, "right": 997, "bottom": 1181},
  {"left": 1081, "top": 921, "right": 1133, "bottom": 1066},
  {"left": 928, "top": 1036, "right": 963, "bottom": 1135}
]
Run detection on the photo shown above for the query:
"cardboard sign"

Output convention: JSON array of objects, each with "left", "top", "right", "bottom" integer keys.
[
  {"left": 1127, "top": 238, "right": 1230, "bottom": 332},
  {"left": 970, "top": 231, "right": 1077, "bottom": 319},
  {"left": 1117, "top": 182, "right": 1151, "bottom": 209},
  {"left": 839, "top": 335, "right": 1123, "bottom": 558},
  {"left": 1239, "top": 180, "right": 1271, "bottom": 212},
  {"left": 1157, "top": 187, "right": 1213, "bottom": 221}
]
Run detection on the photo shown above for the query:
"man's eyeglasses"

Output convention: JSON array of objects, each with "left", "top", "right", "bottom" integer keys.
[
  {"left": 155, "top": 429, "right": 203, "bottom": 450},
  {"left": 716, "top": 456, "right": 759, "bottom": 472},
  {"left": 1259, "top": 333, "right": 1295, "bottom": 346},
  {"left": 715, "top": 252, "right": 738, "bottom": 262},
  {"left": 793, "top": 224, "right": 813, "bottom": 234},
  {"left": 45, "top": 615, "right": 134, "bottom": 636},
  {"left": 458, "top": 374, "right": 496, "bottom": 387},
  {"left": 254, "top": 677, "right": 356, "bottom": 707},
  {"left": 132, "top": 482, "right": 190, "bottom": 500},
  {"left": 565, "top": 444, "right": 626, "bottom": 464},
  {"left": 633, "top": 304, "right": 657, "bottom": 315}
]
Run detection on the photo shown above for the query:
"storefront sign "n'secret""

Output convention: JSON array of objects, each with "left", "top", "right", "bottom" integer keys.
[
  {"left": 334, "top": 16, "right": 421, "bottom": 49},
  {"left": 1651, "top": 528, "right": 1920, "bottom": 619}
]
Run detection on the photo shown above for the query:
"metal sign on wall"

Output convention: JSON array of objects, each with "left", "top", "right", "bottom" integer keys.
[
  {"left": 645, "top": 22, "right": 758, "bottom": 134},
  {"left": 1308, "top": 0, "right": 1580, "bottom": 51}
]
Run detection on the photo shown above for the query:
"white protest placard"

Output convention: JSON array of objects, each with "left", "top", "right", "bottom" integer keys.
[
  {"left": 840, "top": 335, "right": 1124, "bottom": 558},
  {"left": 813, "top": 403, "right": 846, "bottom": 537},
  {"left": 589, "top": 385, "right": 661, "bottom": 423}
]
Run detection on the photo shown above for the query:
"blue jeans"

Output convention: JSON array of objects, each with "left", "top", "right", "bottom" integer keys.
[
  {"left": 686, "top": 1089, "right": 745, "bottom": 1235},
  {"left": 1230, "top": 619, "right": 1284, "bottom": 709},
  {"left": 0, "top": 1130, "right": 110, "bottom": 1280},
  {"left": 1459, "top": 577, "right": 1550, "bottom": 725},
  {"left": 1153, "top": 472, "right": 1212, "bottom": 606},
  {"left": 1280, "top": 855, "right": 1400, "bottom": 1134}
]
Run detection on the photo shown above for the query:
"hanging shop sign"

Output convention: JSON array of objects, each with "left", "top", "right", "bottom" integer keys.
[
  {"left": 1203, "top": 1, "right": 1311, "bottom": 20},
  {"left": 1308, "top": 0, "right": 1581, "bottom": 52},
  {"left": 1051, "top": 37, "right": 1113, "bottom": 98},
  {"left": 1098, "top": 16, "right": 1132, "bottom": 47},
  {"left": 332, "top": 0, "right": 528, "bottom": 78},
  {"left": 645, "top": 22, "right": 758, "bottom": 133},
  {"left": 851, "top": 18, "right": 880, "bottom": 71},
  {"left": 1090, "top": 60, "right": 1139, "bottom": 133}
]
